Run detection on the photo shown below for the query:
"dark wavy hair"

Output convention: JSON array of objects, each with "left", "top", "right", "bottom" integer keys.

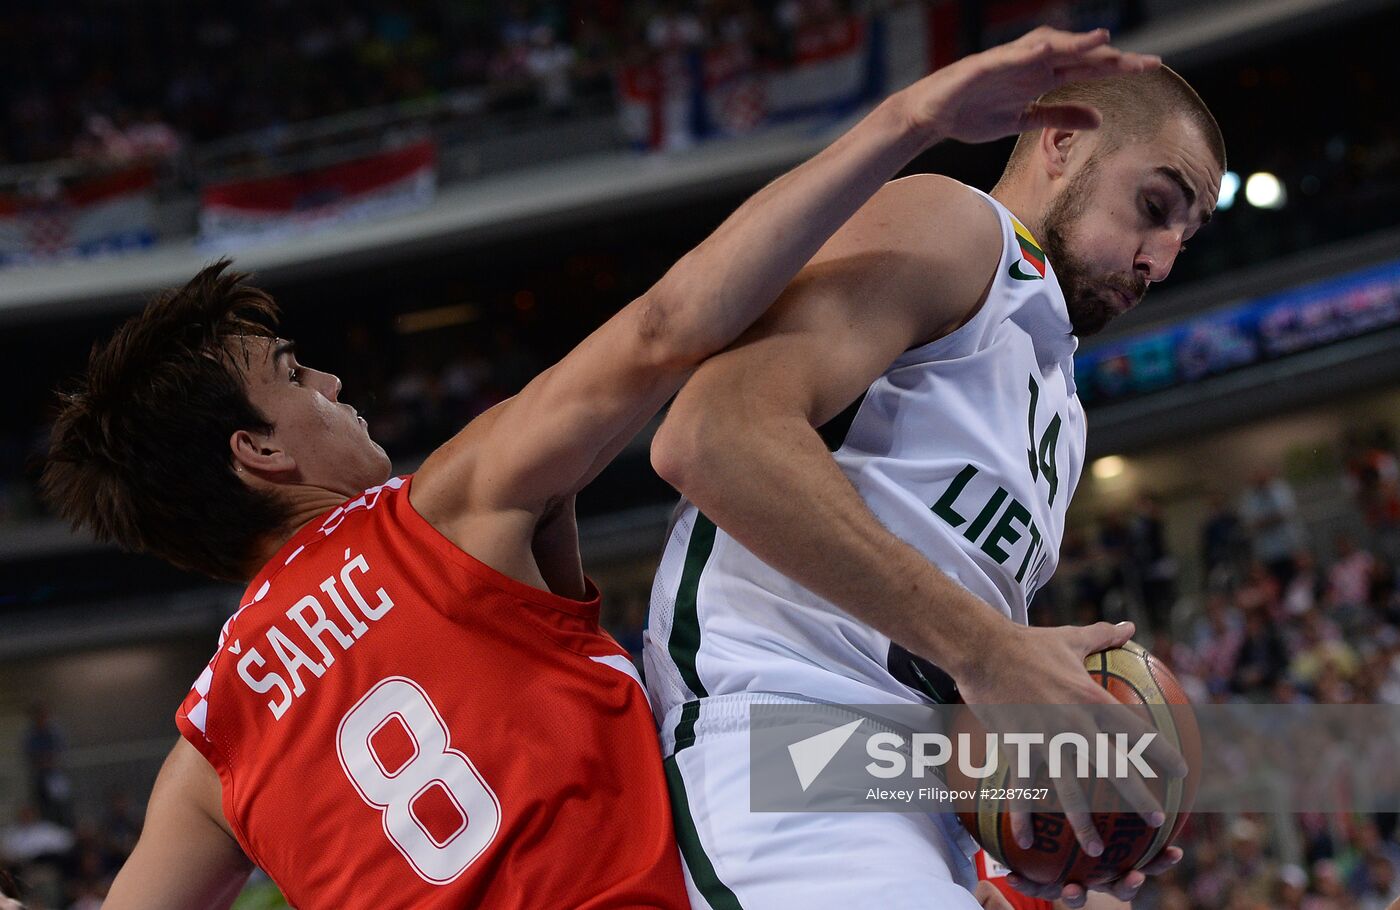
[{"left": 41, "top": 259, "right": 294, "bottom": 582}]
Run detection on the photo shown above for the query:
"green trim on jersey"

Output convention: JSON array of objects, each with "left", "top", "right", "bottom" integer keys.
[{"left": 670, "top": 514, "right": 717, "bottom": 699}]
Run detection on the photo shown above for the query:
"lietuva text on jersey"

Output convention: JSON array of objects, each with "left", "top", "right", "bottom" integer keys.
[{"left": 929, "top": 371, "right": 1064, "bottom": 605}]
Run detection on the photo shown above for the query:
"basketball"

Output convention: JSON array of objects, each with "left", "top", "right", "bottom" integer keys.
[{"left": 954, "top": 640, "right": 1200, "bottom": 888}]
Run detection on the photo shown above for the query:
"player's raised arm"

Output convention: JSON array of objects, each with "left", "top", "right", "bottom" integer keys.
[{"left": 412, "top": 27, "right": 1159, "bottom": 531}]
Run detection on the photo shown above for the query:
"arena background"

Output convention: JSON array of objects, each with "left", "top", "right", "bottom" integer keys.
[{"left": 1, "top": 1, "right": 1399, "bottom": 907}]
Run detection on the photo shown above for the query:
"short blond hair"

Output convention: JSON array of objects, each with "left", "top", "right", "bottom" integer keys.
[{"left": 1004, "top": 66, "right": 1225, "bottom": 174}]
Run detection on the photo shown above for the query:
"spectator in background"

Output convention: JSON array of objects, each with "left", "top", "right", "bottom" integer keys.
[
  {"left": 1345, "top": 426, "right": 1400, "bottom": 560},
  {"left": 1312, "top": 660, "right": 1356, "bottom": 704},
  {"left": 1202, "top": 490, "right": 1245, "bottom": 587},
  {"left": 1232, "top": 603, "right": 1290, "bottom": 695},
  {"left": 1187, "top": 836, "right": 1234, "bottom": 908},
  {"left": 22, "top": 702, "right": 73, "bottom": 827},
  {"left": 1130, "top": 493, "right": 1177, "bottom": 632},
  {"left": 1289, "top": 609, "right": 1359, "bottom": 691},
  {"left": 1097, "top": 509, "right": 1136, "bottom": 619},
  {"left": 0, "top": 803, "right": 74, "bottom": 908},
  {"left": 1276, "top": 863, "right": 1310, "bottom": 909},
  {"left": 525, "top": 25, "right": 577, "bottom": 113},
  {"left": 1284, "top": 549, "right": 1324, "bottom": 617},
  {"left": 1347, "top": 820, "right": 1400, "bottom": 897},
  {"left": 0, "top": 805, "right": 73, "bottom": 865},
  {"left": 1328, "top": 533, "right": 1376, "bottom": 632},
  {"left": 1227, "top": 818, "right": 1282, "bottom": 906},
  {"left": 1240, "top": 468, "right": 1308, "bottom": 588},
  {"left": 123, "top": 108, "right": 183, "bottom": 161},
  {"left": 1357, "top": 853, "right": 1398, "bottom": 909},
  {"left": 71, "top": 110, "right": 182, "bottom": 167},
  {"left": 1187, "top": 591, "right": 1244, "bottom": 697},
  {"left": 1236, "top": 559, "right": 1283, "bottom": 616},
  {"left": 1305, "top": 858, "right": 1356, "bottom": 910}
]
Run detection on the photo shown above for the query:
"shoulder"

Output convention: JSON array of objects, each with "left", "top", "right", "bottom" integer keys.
[
  {"left": 804, "top": 173, "right": 1004, "bottom": 294},
  {"left": 818, "top": 174, "right": 1002, "bottom": 260},
  {"left": 797, "top": 174, "right": 1004, "bottom": 346},
  {"left": 883, "top": 173, "right": 1001, "bottom": 226}
]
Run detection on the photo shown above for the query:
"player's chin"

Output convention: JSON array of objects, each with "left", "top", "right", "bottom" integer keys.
[
  {"left": 1068, "top": 300, "right": 1113, "bottom": 338},
  {"left": 371, "top": 447, "right": 394, "bottom": 480}
]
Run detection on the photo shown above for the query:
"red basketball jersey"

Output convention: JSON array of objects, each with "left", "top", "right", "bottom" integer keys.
[
  {"left": 176, "top": 475, "right": 687, "bottom": 909},
  {"left": 976, "top": 850, "right": 1054, "bottom": 910}
]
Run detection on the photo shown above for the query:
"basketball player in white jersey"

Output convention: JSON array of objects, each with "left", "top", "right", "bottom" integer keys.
[
  {"left": 646, "top": 40, "right": 1223, "bottom": 910},
  {"left": 31, "top": 25, "right": 1151, "bottom": 910}
]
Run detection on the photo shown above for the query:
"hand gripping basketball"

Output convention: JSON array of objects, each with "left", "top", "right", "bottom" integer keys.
[
  {"left": 896, "top": 26, "right": 1161, "bottom": 148},
  {"left": 953, "top": 621, "right": 1191, "bottom": 907}
]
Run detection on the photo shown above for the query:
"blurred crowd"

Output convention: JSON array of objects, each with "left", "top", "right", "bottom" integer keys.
[
  {"left": 1038, "top": 431, "right": 1400, "bottom": 708},
  {"left": 1, "top": 705, "right": 140, "bottom": 910},
  {"left": 0, "top": 0, "right": 861, "bottom": 167},
  {"left": 1003, "top": 428, "right": 1400, "bottom": 910}
]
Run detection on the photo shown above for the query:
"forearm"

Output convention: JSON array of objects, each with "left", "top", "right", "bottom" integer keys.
[
  {"left": 650, "top": 96, "right": 931, "bottom": 361},
  {"left": 660, "top": 407, "right": 1014, "bottom": 680}
]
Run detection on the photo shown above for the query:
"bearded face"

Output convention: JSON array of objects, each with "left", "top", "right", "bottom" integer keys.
[{"left": 1039, "top": 153, "right": 1150, "bottom": 339}]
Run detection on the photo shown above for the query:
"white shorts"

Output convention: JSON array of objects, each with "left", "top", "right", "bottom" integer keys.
[{"left": 658, "top": 693, "right": 983, "bottom": 910}]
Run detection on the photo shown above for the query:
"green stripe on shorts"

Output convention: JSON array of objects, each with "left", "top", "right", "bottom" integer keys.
[{"left": 664, "top": 751, "right": 745, "bottom": 910}]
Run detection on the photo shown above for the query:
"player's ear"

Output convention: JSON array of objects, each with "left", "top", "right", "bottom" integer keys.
[
  {"left": 1037, "top": 127, "right": 1081, "bottom": 179},
  {"left": 230, "top": 428, "right": 296, "bottom": 478}
]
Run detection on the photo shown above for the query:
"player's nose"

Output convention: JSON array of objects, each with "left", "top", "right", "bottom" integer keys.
[
  {"left": 1134, "top": 239, "right": 1179, "bottom": 284},
  {"left": 317, "top": 371, "right": 342, "bottom": 402}
]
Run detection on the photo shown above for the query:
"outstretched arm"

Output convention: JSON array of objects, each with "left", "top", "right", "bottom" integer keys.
[{"left": 411, "top": 28, "right": 1157, "bottom": 576}]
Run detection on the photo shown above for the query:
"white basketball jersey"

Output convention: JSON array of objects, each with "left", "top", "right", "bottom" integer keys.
[{"left": 646, "top": 185, "right": 1087, "bottom": 715}]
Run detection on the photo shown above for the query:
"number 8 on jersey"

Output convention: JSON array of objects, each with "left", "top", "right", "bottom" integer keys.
[{"left": 336, "top": 676, "right": 502, "bottom": 884}]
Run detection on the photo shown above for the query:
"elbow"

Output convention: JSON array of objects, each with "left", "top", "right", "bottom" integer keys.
[
  {"left": 651, "top": 393, "right": 728, "bottom": 495},
  {"left": 650, "top": 404, "right": 700, "bottom": 493},
  {"left": 633, "top": 283, "right": 713, "bottom": 373}
]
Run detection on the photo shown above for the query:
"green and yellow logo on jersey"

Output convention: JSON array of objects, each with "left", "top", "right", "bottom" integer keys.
[{"left": 1009, "top": 218, "right": 1047, "bottom": 281}]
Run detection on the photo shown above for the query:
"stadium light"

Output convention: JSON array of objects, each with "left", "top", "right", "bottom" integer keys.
[
  {"left": 1244, "top": 172, "right": 1286, "bottom": 209},
  {"left": 1092, "top": 455, "right": 1125, "bottom": 480},
  {"left": 1216, "top": 171, "right": 1240, "bottom": 211}
]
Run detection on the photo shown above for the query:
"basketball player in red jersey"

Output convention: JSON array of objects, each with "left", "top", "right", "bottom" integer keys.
[{"left": 41, "top": 28, "right": 1156, "bottom": 910}]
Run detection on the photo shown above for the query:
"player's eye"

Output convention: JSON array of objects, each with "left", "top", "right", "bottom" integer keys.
[
  {"left": 289, "top": 367, "right": 302, "bottom": 384},
  {"left": 1143, "top": 197, "right": 1166, "bottom": 223}
]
